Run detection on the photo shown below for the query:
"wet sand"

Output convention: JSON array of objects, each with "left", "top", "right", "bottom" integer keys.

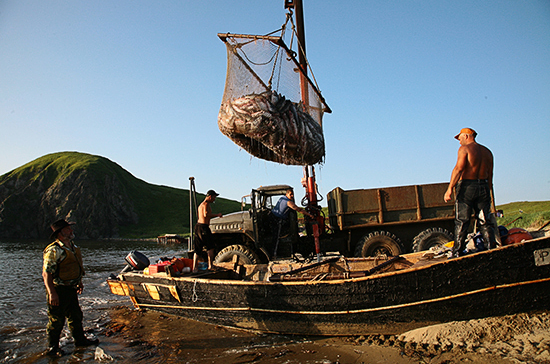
[
  {"left": 19, "top": 297, "right": 548, "bottom": 363},
  {"left": 94, "top": 306, "right": 543, "bottom": 364},
  {"left": 3, "top": 305, "right": 533, "bottom": 364},
  {"left": 100, "top": 306, "right": 416, "bottom": 363}
]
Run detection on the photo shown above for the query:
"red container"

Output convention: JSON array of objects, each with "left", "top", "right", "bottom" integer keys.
[
  {"left": 502, "top": 228, "right": 533, "bottom": 246},
  {"left": 170, "top": 258, "right": 193, "bottom": 273},
  {"left": 148, "top": 261, "right": 171, "bottom": 274}
]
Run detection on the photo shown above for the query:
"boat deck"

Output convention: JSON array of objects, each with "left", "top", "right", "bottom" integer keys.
[{"left": 107, "top": 235, "right": 550, "bottom": 336}]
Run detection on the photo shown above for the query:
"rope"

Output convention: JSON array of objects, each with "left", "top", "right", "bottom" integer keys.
[
  {"left": 235, "top": 38, "right": 278, "bottom": 67},
  {"left": 234, "top": 12, "right": 291, "bottom": 50},
  {"left": 286, "top": 13, "right": 323, "bottom": 95},
  {"left": 244, "top": 11, "right": 297, "bottom": 89},
  {"left": 342, "top": 257, "right": 351, "bottom": 272},
  {"left": 267, "top": 46, "right": 282, "bottom": 89},
  {"left": 310, "top": 273, "right": 329, "bottom": 281},
  {"left": 192, "top": 280, "right": 198, "bottom": 303}
]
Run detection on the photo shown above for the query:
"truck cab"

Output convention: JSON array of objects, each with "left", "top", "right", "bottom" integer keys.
[{"left": 209, "top": 185, "right": 307, "bottom": 264}]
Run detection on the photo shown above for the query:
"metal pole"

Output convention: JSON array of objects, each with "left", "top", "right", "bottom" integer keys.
[
  {"left": 189, "top": 177, "right": 197, "bottom": 253},
  {"left": 293, "top": 0, "right": 309, "bottom": 110},
  {"left": 288, "top": 0, "right": 322, "bottom": 262}
]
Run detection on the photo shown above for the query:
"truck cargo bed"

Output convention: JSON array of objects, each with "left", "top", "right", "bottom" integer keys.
[{"left": 327, "top": 182, "right": 454, "bottom": 231}]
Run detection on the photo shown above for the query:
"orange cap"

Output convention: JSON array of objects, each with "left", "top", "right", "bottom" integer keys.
[{"left": 454, "top": 128, "right": 477, "bottom": 140}]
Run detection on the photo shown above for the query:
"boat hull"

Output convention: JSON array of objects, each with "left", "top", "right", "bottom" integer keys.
[{"left": 108, "top": 236, "right": 550, "bottom": 335}]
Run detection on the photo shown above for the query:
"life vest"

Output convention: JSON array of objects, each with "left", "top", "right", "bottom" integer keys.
[
  {"left": 45, "top": 241, "right": 84, "bottom": 283},
  {"left": 272, "top": 196, "right": 291, "bottom": 219}
]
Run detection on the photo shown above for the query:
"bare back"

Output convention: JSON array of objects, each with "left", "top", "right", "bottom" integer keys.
[
  {"left": 445, "top": 133, "right": 494, "bottom": 203},
  {"left": 198, "top": 200, "right": 212, "bottom": 224},
  {"left": 459, "top": 142, "right": 493, "bottom": 181},
  {"left": 197, "top": 195, "right": 222, "bottom": 224}
]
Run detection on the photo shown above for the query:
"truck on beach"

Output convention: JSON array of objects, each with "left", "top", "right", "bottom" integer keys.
[{"left": 206, "top": 182, "right": 455, "bottom": 264}]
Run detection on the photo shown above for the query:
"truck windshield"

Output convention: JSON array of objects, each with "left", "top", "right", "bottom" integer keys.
[{"left": 265, "top": 196, "right": 273, "bottom": 209}]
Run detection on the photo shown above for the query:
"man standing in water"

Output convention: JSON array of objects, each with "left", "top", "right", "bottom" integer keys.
[
  {"left": 42, "top": 219, "right": 99, "bottom": 357},
  {"left": 193, "top": 190, "right": 223, "bottom": 272},
  {"left": 444, "top": 128, "right": 497, "bottom": 258}
]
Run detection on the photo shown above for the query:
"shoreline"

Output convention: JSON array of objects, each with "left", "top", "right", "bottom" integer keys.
[{"left": 91, "top": 306, "right": 550, "bottom": 364}]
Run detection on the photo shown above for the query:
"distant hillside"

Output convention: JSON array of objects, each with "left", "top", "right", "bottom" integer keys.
[
  {"left": 496, "top": 200, "right": 550, "bottom": 231},
  {"left": 0, "top": 152, "right": 241, "bottom": 239}
]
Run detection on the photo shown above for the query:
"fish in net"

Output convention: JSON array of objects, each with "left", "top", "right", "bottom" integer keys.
[
  {"left": 218, "top": 91, "right": 324, "bottom": 166},
  {"left": 217, "top": 33, "right": 330, "bottom": 166}
]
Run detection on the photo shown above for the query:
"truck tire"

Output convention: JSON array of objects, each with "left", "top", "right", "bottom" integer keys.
[
  {"left": 354, "top": 231, "right": 403, "bottom": 257},
  {"left": 214, "top": 244, "right": 260, "bottom": 265},
  {"left": 412, "top": 227, "right": 453, "bottom": 252}
]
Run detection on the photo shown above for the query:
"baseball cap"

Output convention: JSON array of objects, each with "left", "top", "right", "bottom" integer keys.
[{"left": 454, "top": 128, "right": 477, "bottom": 140}]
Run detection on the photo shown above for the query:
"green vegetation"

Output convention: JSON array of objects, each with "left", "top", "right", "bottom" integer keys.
[
  {"left": 1, "top": 152, "right": 242, "bottom": 239},
  {"left": 496, "top": 201, "right": 550, "bottom": 231},
  {"left": 118, "top": 182, "right": 242, "bottom": 239}
]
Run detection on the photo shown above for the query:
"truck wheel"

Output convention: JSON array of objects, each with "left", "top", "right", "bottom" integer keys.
[
  {"left": 354, "top": 231, "right": 402, "bottom": 257},
  {"left": 412, "top": 228, "right": 453, "bottom": 252},
  {"left": 214, "top": 244, "right": 260, "bottom": 264}
]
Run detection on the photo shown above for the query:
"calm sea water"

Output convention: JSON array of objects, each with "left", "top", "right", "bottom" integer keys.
[{"left": 0, "top": 239, "right": 188, "bottom": 363}]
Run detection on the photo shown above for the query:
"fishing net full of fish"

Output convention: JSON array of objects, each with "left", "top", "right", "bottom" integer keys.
[{"left": 217, "top": 32, "right": 331, "bottom": 166}]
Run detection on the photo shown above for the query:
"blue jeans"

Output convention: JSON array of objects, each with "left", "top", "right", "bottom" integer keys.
[{"left": 453, "top": 180, "right": 497, "bottom": 256}]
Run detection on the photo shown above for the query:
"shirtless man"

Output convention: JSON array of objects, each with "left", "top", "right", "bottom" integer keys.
[
  {"left": 193, "top": 190, "right": 223, "bottom": 271},
  {"left": 444, "top": 128, "right": 497, "bottom": 257}
]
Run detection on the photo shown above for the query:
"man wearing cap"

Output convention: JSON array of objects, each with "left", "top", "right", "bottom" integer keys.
[
  {"left": 193, "top": 190, "right": 223, "bottom": 271},
  {"left": 444, "top": 128, "right": 498, "bottom": 258},
  {"left": 42, "top": 219, "right": 98, "bottom": 356}
]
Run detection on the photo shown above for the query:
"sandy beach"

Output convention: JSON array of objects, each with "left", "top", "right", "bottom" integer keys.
[{"left": 93, "top": 306, "right": 550, "bottom": 364}]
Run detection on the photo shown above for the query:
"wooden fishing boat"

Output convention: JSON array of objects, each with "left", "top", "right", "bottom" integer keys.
[{"left": 107, "top": 235, "right": 550, "bottom": 336}]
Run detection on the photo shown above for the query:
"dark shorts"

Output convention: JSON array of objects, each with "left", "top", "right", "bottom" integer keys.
[{"left": 194, "top": 223, "right": 215, "bottom": 251}]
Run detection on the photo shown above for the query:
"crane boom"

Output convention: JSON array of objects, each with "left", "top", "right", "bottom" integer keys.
[{"left": 285, "top": 0, "right": 323, "bottom": 261}]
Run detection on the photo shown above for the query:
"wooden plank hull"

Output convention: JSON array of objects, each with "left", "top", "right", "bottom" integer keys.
[{"left": 108, "top": 236, "right": 550, "bottom": 336}]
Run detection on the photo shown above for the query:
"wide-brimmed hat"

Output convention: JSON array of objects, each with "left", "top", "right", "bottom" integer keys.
[
  {"left": 50, "top": 219, "right": 75, "bottom": 240},
  {"left": 206, "top": 189, "right": 219, "bottom": 197}
]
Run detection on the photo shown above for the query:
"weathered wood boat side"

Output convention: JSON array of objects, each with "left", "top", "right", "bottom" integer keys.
[{"left": 108, "top": 236, "right": 550, "bottom": 335}]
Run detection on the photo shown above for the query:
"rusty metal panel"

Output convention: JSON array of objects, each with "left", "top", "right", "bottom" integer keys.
[
  {"left": 342, "top": 188, "right": 379, "bottom": 212},
  {"left": 327, "top": 182, "right": 454, "bottom": 231},
  {"left": 418, "top": 183, "right": 449, "bottom": 207},
  {"left": 379, "top": 185, "right": 418, "bottom": 211}
]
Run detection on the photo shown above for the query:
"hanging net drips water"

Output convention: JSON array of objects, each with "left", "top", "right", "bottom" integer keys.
[{"left": 217, "top": 31, "right": 330, "bottom": 166}]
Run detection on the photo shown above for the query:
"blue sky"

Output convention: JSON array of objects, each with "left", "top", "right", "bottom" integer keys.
[{"left": 1, "top": 0, "right": 549, "bottom": 206}]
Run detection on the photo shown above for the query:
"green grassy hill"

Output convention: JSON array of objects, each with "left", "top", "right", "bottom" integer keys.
[
  {"left": 496, "top": 201, "right": 550, "bottom": 231},
  {"left": 0, "top": 152, "right": 242, "bottom": 239}
]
